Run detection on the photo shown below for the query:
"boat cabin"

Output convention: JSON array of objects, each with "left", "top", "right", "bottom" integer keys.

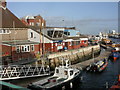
[{"left": 54, "top": 66, "right": 75, "bottom": 79}]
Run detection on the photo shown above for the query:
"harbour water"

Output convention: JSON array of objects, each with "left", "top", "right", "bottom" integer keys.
[
  {"left": 77, "top": 38, "right": 120, "bottom": 89},
  {"left": 9, "top": 38, "right": 120, "bottom": 90}
]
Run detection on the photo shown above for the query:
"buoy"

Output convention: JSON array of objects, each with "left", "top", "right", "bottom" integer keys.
[{"left": 70, "top": 82, "right": 73, "bottom": 88}]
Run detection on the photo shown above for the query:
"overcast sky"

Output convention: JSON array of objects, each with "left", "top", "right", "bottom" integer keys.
[{"left": 7, "top": 2, "right": 118, "bottom": 35}]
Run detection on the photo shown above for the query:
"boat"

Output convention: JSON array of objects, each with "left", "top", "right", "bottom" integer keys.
[
  {"left": 111, "top": 43, "right": 120, "bottom": 48},
  {"left": 101, "top": 38, "right": 112, "bottom": 45},
  {"left": 27, "top": 59, "right": 82, "bottom": 90},
  {"left": 109, "top": 52, "right": 120, "bottom": 61},
  {"left": 86, "top": 58, "right": 108, "bottom": 72},
  {"left": 100, "top": 44, "right": 108, "bottom": 49},
  {"left": 112, "top": 47, "right": 120, "bottom": 52},
  {"left": 109, "top": 75, "right": 120, "bottom": 90}
]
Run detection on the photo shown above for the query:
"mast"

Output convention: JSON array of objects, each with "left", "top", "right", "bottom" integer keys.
[{"left": 92, "top": 48, "right": 95, "bottom": 62}]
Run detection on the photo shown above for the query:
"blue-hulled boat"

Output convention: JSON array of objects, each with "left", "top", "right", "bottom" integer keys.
[{"left": 109, "top": 52, "right": 120, "bottom": 61}]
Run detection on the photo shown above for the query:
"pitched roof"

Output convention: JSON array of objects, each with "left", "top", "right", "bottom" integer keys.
[{"left": 0, "top": 7, "right": 27, "bottom": 28}]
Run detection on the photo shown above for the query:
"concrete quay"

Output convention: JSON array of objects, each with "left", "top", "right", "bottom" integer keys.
[
  {"left": 70, "top": 50, "right": 111, "bottom": 70},
  {"left": 47, "top": 45, "right": 101, "bottom": 69}
]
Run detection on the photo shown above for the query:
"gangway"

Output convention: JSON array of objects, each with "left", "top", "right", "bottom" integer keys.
[{"left": 0, "top": 65, "right": 50, "bottom": 80}]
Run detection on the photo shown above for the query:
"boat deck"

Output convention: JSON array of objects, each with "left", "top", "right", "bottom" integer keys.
[{"left": 33, "top": 76, "right": 67, "bottom": 88}]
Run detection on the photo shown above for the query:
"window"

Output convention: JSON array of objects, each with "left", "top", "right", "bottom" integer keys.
[
  {"left": 48, "top": 31, "right": 53, "bottom": 37},
  {"left": 76, "top": 41, "right": 80, "bottom": 45},
  {"left": 27, "top": 46, "right": 30, "bottom": 51},
  {"left": 31, "top": 45, "right": 34, "bottom": 51},
  {"left": 84, "top": 40, "right": 87, "bottom": 44},
  {"left": 29, "top": 22, "right": 34, "bottom": 26},
  {"left": 58, "top": 31, "right": 63, "bottom": 37},
  {"left": 3, "top": 29, "right": 6, "bottom": 33},
  {"left": 0, "top": 30, "right": 2, "bottom": 33},
  {"left": 0, "top": 29, "right": 10, "bottom": 34},
  {"left": 16, "top": 46, "right": 20, "bottom": 53},
  {"left": 70, "top": 70, "right": 73, "bottom": 76},
  {"left": 30, "top": 32, "right": 33, "bottom": 38},
  {"left": 24, "top": 46, "right": 27, "bottom": 52},
  {"left": 64, "top": 31, "right": 70, "bottom": 36},
  {"left": 53, "top": 31, "right": 63, "bottom": 38},
  {"left": 64, "top": 32, "right": 67, "bottom": 35},
  {"left": 64, "top": 71, "right": 68, "bottom": 75},
  {"left": 54, "top": 31, "right": 59, "bottom": 38},
  {"left": 21, "top": 45, "right": 30, "bottom": 52},
  {"left": 21, "top": 46, "right": 24, "bottom": 52},
  {"left": 6, "top": 30, "right": 9, "bottom": 33},
  {"left": 56, "top": 69, "right": 59, "bottom": 73}
]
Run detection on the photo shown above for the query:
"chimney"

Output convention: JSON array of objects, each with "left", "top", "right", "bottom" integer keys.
[{"left": 0, "top": 0, "right": 7, "bottom": 8}]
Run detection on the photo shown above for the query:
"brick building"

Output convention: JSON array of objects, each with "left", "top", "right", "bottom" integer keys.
[
  {"left": 21, "top": 15, "right": 46, "bottom": 31},
  {"left": 0, "top": 1, "right": 41, "bottom": 65}
]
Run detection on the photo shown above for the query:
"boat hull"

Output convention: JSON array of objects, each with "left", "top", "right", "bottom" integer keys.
[
  {"left": 98, "top": 61, "right": 108, "bottom": 72},
  {"left": 109, "top": 52, "right": 120, "bottom": 61},
  {"left": 86, "top": 59, "right": 108, "bottom": 72},
  {"left": 28, "top": 72, "right": 82, "bottom": 90}
]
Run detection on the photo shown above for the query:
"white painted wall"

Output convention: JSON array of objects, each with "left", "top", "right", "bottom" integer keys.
[
  {"left": 40, "top": 34, "right": 53, "bottom": 43},
  {"left": 28, "top": 29, "right": 40, "bottom": 43}
]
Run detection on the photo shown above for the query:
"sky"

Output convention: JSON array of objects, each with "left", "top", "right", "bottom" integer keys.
[{"left": 7, "top": 2, "right": 118, "bottom": 35}]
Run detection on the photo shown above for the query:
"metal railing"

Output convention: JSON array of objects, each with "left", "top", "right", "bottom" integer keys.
[{"left": 0, "top": 65, "right": 50, "bottom": 80}]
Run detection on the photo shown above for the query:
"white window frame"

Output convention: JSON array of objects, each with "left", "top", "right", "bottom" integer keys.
[
  {"left": 31, "top": 45, "right": 34, "bottom": 51},
  {"left": 21, "top": 45, "right": 30, "bottom": 52},
  {"left": 0, "top": 29, "right": 10, "bottom": 34},
  {"left": 16, "top": 46, "right": 20, "bottom": 53},
  {"left": 30, "top": 32, "right": 34, "bottom": 38}
]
